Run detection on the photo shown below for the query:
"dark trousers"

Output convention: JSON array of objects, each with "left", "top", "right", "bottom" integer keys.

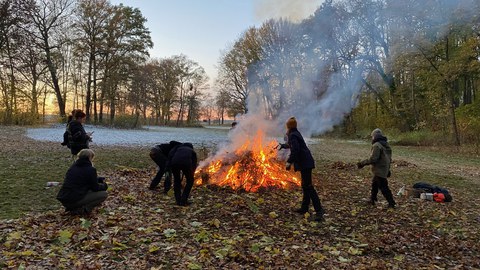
[
  {"left": 64, "top": 191, "right": 108, "bottom": 213},
  {"left": 149, "top": 154, "right": 171, "bottom": 192},
  {"left": 300, "top": 168, "right": 324, "bottom": 214},
  {"left": 371, "top": 175, "right": 396, "bottom": 206},
  {"left": 171, "top": 165, "right": 194, "bottom": 205}
]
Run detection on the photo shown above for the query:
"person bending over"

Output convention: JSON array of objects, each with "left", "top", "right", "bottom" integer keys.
[
  {"left": 149, "top": 140, "right": 182, "bottom": 192},
  {"left": 167, "top": 143, "right": 197, "bottom": 206}
]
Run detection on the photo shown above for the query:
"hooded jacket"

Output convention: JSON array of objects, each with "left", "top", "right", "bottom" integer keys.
[
  {"left": 56, "top": 158, "right": 107, "bottom": 205},
  {"left": 359, "top": 134, "right": 392, "bottom": 178},
  {"left": 167, "top": 143, "right": 198, "bottom": 171},
  {"left": 150, "top": 140, "right": 182, "bottom": 166}
]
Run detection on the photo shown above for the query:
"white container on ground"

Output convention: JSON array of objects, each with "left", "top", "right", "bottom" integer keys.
[
  {"left": 46, "top": 182, "right": 60, "bottom": 187},
  {"left": 420, "top": 193, "right": 433, "bottom": 201}
]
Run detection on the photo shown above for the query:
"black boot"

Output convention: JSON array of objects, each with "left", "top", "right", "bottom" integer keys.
[
  {"left": 308, "top": 212, "right": 325, "bottom": 222},
  {"left": 294, "top": 207, "right": 308, "bottom": 214}
]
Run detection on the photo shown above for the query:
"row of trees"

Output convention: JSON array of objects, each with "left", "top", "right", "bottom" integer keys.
[
  {"left": 0, "top": 0, "right": 212, "bottom": 126},
  {"left": 215, "top": 0, "right": 480, "bottom": 145},
  {"left": 1, "top": 0, "right": 480, "bottom": 144}
]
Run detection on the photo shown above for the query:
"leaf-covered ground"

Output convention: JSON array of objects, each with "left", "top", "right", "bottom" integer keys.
[{"left": 2, "top": 162, "right": 480, "bottom": 269}]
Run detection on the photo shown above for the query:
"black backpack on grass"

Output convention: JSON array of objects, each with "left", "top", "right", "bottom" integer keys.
[{"left": 413, "top": 182, "right": 453, "bottom": 202}]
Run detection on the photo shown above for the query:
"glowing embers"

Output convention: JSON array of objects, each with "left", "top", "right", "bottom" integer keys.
[{"left": 196, "top": 130, "right": 300, "bottom": 192}]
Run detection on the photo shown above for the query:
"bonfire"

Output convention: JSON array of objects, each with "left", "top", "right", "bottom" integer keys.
[{"left": 195, "top": 129, "right": 300, "bottom": 192}]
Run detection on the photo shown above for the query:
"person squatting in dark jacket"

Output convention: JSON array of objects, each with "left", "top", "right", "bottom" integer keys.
[
  {"left": 149, "top": 140, "right": 182, "bottom": 192},
  {"left": 285, "top": 117, "right": 325, "bottom": 222},
  {"left": 68, "top": 110, "right": 93, "bottom": 156},
  {"left": 56, "top": 149, "right": 108, "bottom": 215},
  {"left": 167, "top": 143, "right": 198, "bottom": 206},
  {"left": 357, "top": 128, "right": 396, "bottom": 208}
]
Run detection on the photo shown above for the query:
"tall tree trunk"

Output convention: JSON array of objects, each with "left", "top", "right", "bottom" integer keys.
[
  {"left": 448, "top": 85, "right": 461, "bottom": 146},
  {"left": 99, "top": 58, "right": 108, "bottom": 123},
  {"left": 73, "top": 79, "right": 78, "bottom": 109},
  {"left": 411, "top": 72, "right": 419, "bottom": 125},
  {"left": 176, "top": 87, "right": 184, "bottom": 127},
  {"left": 444, "top": 37, "right": 460, "bottom": 146},
  {"left": 0, "top": 70, "right": 11, "bottom": 123},
  {"left": 42, "top": 86, "right": 48, "bottom": 123},
  {"left": 93, "top": 57, "right": 98, "bottom": 122},
  {"left": 3, "top": 38, "right": 15, "bottom": 123},
  {"left": 45, "top": 43, "right": 66, "bottom": 117},
  {"left": 31, "top": 79, "right": 38, "bottom": 116},
  {"left": 86, "top": 51, "right": 93, "bottom": 122},
  {"left": 109, "top": 93, "right": 115, "bottom": 123}
]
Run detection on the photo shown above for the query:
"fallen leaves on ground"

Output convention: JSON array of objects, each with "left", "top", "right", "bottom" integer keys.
[{"left": 1, "top": 164, "right": 480, "bottom": 269}]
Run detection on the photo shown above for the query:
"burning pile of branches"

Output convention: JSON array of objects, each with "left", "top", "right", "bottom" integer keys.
[{"left": 195, "top": 131, "right": 300, "bottom": 192}]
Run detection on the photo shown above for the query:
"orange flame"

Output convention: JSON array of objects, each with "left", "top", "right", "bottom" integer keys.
[{"left": 195, "top": 129, "right": 300, "bottom": 192}]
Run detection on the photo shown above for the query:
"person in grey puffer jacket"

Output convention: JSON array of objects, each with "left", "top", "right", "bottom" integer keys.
[{"left": 357, "top": 128, "right": 396, "bottom": 208}]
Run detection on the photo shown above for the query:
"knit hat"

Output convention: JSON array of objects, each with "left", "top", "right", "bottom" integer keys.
[
  {"left": 286, "top": 117, "right": 297, "bottom": 129},
  {"left": 371, "top": 128, "right": 383, "bottom": 137}
]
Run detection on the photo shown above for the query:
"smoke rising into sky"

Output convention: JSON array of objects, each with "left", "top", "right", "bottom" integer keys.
[
  {"left": 201, "top": 0, "right": 479, "bottom": 167},
  {"left": 242, "top": 0, "right": 480, "bottom": 139},
  {"left": 254, "top": 0, "right": 324, "bottom": 23}
]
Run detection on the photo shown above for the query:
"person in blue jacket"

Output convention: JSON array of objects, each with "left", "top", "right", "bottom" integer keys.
[{"left": 285, "top": 117, "right": 325, "bottom": 222}]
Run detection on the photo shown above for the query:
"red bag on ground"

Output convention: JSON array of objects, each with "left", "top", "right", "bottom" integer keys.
[{"left": 433, "top": 192, "right": 445, "bottom": 202}]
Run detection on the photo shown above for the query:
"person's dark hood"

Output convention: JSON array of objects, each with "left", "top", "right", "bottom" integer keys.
[
  {"left": 182, "top": 142, "right": 193, "bottom": 149},
  {"left": 372, "top": 134, "right": 388, "bottom": 146}
]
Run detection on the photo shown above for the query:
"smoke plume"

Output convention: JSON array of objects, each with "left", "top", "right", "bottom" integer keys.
[
  {"left": 254, "top": 0, "right": 324, "bottom": 23},
  {"left": 201, "top": 0, "right": 479, "bottom": 168}
]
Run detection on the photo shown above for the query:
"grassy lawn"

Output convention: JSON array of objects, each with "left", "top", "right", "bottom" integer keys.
[
  {"left": 0, "top": 126, "right": 153, "bottom": 219},
  {"left": 313, "top": 138, "right": 480, "bottom": 193},
  {"left": 1, "top": 126, "right": 480, "bottom": 268},
  {"left": 1, "top": 126, "right": 479, "bottom": 220}
]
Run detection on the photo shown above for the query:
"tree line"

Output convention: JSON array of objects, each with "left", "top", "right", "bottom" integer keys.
[
  {"left": 0, "top": 0, "right": 209, "bottom": 126},
  {"left": 1, "top": 0, "right": 480, "bottom": 145},
  {"left": 215, "top": 0, "right": 480, "bottom": 145}
]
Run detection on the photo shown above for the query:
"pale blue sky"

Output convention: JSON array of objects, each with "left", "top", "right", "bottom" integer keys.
[
  {"left": 109, "top": 0, "right": 323, "bottom": 86},
  {"left": 109, "top": 0, "right": 260, "bottom": 85}
]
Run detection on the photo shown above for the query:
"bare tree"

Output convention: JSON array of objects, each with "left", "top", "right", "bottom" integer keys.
[
  {"left": 74, "top": 0, "right": 111, "bottom": 121},
  {"left": 214, "top": 89, "right": 230, "bottom": 125},
  {"left": 174, "top": 55, "right": 208, "bottom": 126},
  {"left": 20, "top": 0, "right": 75, "bottom": 117},
  {"left": 99, "top": 3, "right": 152, "bottom": 123}
]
